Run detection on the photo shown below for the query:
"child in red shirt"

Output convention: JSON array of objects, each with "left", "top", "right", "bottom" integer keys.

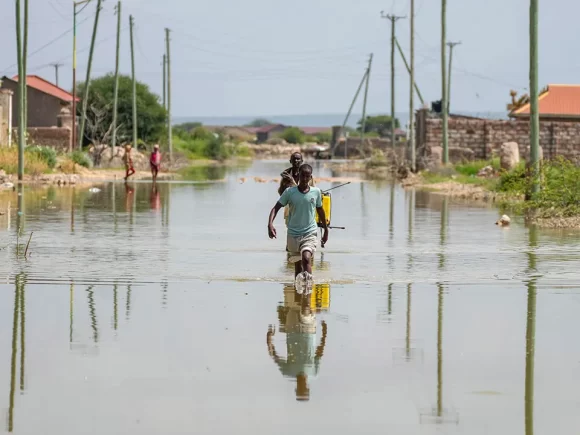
[{"left": 150, "top": 144, "right": 161, "bottom": 182}]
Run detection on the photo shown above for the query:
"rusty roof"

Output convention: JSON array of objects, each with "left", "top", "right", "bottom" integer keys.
[
  {"left": 11, "top": 75, "right": 78, "bottom": 102},
  {"left": 511, "top": 84, "right": 580, "bottom": 118}
]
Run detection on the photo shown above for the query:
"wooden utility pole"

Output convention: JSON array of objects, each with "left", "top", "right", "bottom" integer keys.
[
  {"left": 381, "top": 12, "right": 406, "bottom": 150},
  {"left": 23, "top": 0, "right": 29, "bottom": 132},
  {"left": 162, "top": 54, "right": 167, "bottom": 110},
  {"left": 130, "top": 15, "right": 137, "bottom": 150},
  {"left": 15, "top": 0, "right": 25, "bottom": 180},
  {"left": 409, "top": 0, "right": 416, "bottom": 172},
  {"left": 441, "top": 0, "right": 449, "bottom": 164},
  {"left": 50, "top": 63, "right": 64, "bottom": 87},
  {"left": 165, "top": 28, "right": 172, "bottom": 161},
  {"left": 446, "top": 41, "right": 461, "bottom": 113},
  {"left": 78, "top": 0, "right": 103, "bottom": 149},
  {"left": 112, "top": 1, "right": 122, "bottom": 154},
  {"left": 394, "top": 38, "right": 425, "bottom": 105},
  {"left": 360, "top": 53, "right": 373, "bottom": 149},
  {"left": 529, "top": 0, "right": 540, "bottom": 196}
]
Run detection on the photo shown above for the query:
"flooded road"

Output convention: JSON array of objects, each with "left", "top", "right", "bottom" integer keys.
[{"left": 0, "top": 159, "right": 579, "bottom": 434}]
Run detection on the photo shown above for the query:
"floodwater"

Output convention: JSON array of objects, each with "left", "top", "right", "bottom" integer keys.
[{"left": 0, "top": 159, "right": 579, "bottom": 434}]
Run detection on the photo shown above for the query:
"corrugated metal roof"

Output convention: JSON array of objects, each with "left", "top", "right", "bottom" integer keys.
[
  {"left": 512, "top": 84, "right": 580, "bottom": 117},
  {"left": 11, "top": 75, "right": 78, "bottom": 102}
]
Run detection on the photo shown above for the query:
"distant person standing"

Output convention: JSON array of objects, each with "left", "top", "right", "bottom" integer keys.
[
  {"left": 150, "top": 144, "right": 162, "bottom": 183},
  {"left": 124, "top": 144, "right": 136, "bottom": 181},
  {"left": 278, "top": 152, "right": 315, "bottom": 226}
]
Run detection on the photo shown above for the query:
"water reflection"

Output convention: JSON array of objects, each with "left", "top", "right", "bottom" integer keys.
[
  {"left": 269, "top": 284, "right": 330, "bottom": 400},
  {"left": 525, "top": 225, "right": 538, "bottom": 435},
  {"left": 8, "top": 273, "right": 26, "bottom": 433}
]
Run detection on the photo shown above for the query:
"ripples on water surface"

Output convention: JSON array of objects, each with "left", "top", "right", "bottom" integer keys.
[{"left": 0, "top": 160, "right": 579, "bottom": 434}]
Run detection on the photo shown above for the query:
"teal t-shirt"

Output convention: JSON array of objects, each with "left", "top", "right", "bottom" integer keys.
[{"left": 279, "top": 186, "right": 322, "bottom": 237}]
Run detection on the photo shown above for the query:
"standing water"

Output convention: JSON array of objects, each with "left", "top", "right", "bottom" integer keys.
[{"left": 0, "top": 160, "right": 579, "bottom": 434}]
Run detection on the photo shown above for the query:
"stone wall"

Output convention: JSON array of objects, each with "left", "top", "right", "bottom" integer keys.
[
  {"left": 13, "top": 127, "right": 72, "bottom": 152},
  {"left": 416, "top": 109, "right": 580, "bottom": 164}
]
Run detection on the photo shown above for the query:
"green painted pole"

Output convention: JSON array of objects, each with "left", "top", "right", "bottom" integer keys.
[
  {"left": 441, "top": 0, "right": 449, "bottom": 164},
  {"left": 112, "top": 1, "right": 121, "bottom": 154},
  {"left": 78, "top": 0, "right": 103, "bottom": 149},
  {"left": 16, "top": 0, "right": 25, "bottom": 180},
  {"left": 529, "top": 0, "right": 540, "bottom": 196}
]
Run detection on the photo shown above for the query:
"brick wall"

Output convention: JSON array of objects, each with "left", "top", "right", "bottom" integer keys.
[
  {"left": 13, "top": 127, "right": 72, "bottom": 152},
  {"left": 416, "top": 109, "right": 580, "bottom": 163}
]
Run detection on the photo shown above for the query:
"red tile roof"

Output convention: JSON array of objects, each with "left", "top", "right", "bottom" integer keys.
[
  {"left": 256, "top": 124, "right": 286, "bottom": 133},
  {"left": 11, "top": 75, "right": 78, "bottom": 102},
  {"left": 512, "top": 84, "right": 580, "bottom": 118}
]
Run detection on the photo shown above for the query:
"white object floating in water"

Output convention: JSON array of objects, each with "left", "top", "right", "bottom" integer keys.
[
  {"left": 495, "top": 214, "right": 511, "bottom": 226},
  {"left": 1, "top": 182, "right": 14, "bottom": 190},
  {"left": 88, "top": 188, "right": 101, "bottom": 193}
]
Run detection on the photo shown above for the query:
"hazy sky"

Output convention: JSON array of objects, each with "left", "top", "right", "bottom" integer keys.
[{"left": 0, "top": 0, "right": 577, "bottom": 117}]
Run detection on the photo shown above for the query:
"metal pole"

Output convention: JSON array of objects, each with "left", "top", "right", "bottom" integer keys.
[
  {"left": 130, "top": 15, "right": 137, "bottom": 150},
  {"left": 410, "top": 0, "right": 416, "bottom": 172},
  {"left": 529, "top": 0, "right": 540, "bottom": 196},
  {"left": 112, "top": 1, "right": 121, "bottom": 154},
  {"left": 78, "top": 0, "right": 103, "bottom": 149},
  {"left": 441, "top": 0, "right": 449, "bottom": 164},
  {"left": 360, "top": 53, "right": 373, "bottom": 154},
  {"left": 165, "top": 28, "right": 173, "bottom": 161}
]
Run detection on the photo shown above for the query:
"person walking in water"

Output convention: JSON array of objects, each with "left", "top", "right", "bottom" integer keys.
[
  {"left": 124, "top": 144, "right": 136, "bottom": 181},
  {"left": 150, "top": 144, "right": 161, "bottom": 183},
  {"left": 268, "top": 164, "right": 328, "bottom": 291}
]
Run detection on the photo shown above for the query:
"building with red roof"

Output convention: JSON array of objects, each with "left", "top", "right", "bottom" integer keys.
[
  {"left": 0, "top": 74, "right": 78, "bottom": 128},
  {"left": 510, "top": 84, "right": 580, "bottom": 121}
]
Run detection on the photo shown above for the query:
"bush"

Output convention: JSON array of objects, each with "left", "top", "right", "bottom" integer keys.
[
  {"left": 280, "top": 127, "right": 304, "bottom": 144},
  {"left": 69, "top": 150, "right": 93, "bottom": 168},
  {"left": 455, "top": 158, "right": 500, "bottom": 177},
  {"left": 191, "top": 126, "right": 214, "bottom": 141},
  {"left": 365, "top": 149, "right": 389, "bottom": 169},
  {"left": 26, "top": 146, "right": 57, "bottom": 169},
  {"left": 204, "top": 135, "right": 230, "bottom": 161},
  {"left": 315, "top": 132, "right": 332, "bottom": 144},
  {"left": 0, "top": 147, "right": 49, "bottom": 175}
]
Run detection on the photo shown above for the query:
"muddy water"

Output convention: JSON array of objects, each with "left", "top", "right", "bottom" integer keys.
[{"left": 0, "top": 159, "right": 579, "bottom": 434}]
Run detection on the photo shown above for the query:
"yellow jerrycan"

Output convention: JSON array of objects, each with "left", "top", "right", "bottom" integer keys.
[{"left": 315, "top": 192, "right": 331, "bottom": 227}]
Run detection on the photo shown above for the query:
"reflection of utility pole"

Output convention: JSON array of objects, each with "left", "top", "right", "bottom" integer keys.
[
  {"left": 406, "top": 283, "right": 412, "bottom": 360},
  {"left": 70, "top": 283, "right": 74, "bottom": 344},
  {"left": 389, "top": 182, "right": 395, "bottom": 240},
  {"left": 8, "top": 275, "right": 21, "bottom": 432},
  {"left": 86, "top": 286, "right": 98, "bottom": 343},
  {"left": 437, "top": 283, "right": 444, "bottom": 417},
  {"left": 387, "top": 283, "right": 393, "bottom": 316},
  {"left": 113, "top": 284, "right": 118, "bottom": 331},
  {"left": 525, "top": 226, "right": 538, "bottom": 435},
  {"left": 19, "top": 276, "right": 26, "bottom": 392},
  {"left": 126, "top": 285, "right": 132, "bottom": 320},
  {"left": 438, "top": 197, "right": 448, "bottom": 269}
]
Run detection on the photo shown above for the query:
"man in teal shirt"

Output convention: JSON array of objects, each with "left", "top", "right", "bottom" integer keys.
[{"left": 268, "top": 164, "right": 329, "bottom": 291}]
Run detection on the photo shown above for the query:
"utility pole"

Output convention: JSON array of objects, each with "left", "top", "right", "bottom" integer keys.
[
  {"left": 529, "top": 0, "right": 540, "bottom": 196},
  {"left": 165, "top": 28, "right": 172, "bottom": 161},
  {"left": 360, "top": 53, "right": 373, "bottom": 152},
  {"left": 162, "top": 54, "right": 167, "bottom": 110},
  {"left": 130, "top": 15, "right": 137, "bottom": 150},
  {"left": 15, "top": 0, "right": 25, "bottom": 180},
  {"left": 111, "top": 1, "right": 121, "bottom": 154},
  {"left": 23, "top": 0, "right": 29, "bottom": 132},
  {"left": 394, "top": 38, "right": 425, "bottom": 105},
  {"left": 441, "top": 0, "right": 449, "bottom": 164},
  {"left": 381, "top": 12, "right": 406, "bottom": 150},
  {"left": 78, "top": 0, "right": 103, "bottom": 149},
  {"left": 446, "top": 41, "right": 461, "bottom": 113},
  {"left": 50, "top": 63, "right": 64, "bottom": 87},
  {"left": 409, "top": 0, "right": 416, "bottom": 172},
  {"left": 72, "top": 0, "right": 91, "bottom": 152}
]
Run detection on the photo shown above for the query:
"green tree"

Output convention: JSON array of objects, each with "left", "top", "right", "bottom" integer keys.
[
  {"left": 280, "top": 127, "right": 304, "bottom": 144},
  {"left": 245, "top": 118, "right": 272, "bottom": 127},
  {"left": 76, "top": 74, "right": 166, "bottom": 145},
  {"left": 357, "top": 115, "right": 400, "bottom": 137}
]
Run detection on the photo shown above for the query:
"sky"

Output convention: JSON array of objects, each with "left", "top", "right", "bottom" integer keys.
[{"left": 0, "top": 0, "right": 579, "bottom": 119}]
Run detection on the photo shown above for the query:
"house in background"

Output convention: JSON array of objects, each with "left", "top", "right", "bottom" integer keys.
[
  {"left": 509, "top": 84, "right": 580, "bottom": 122},
  {"left": 256, "top": 124, "right": 287, "bottom": 143},
  {"left": 0, "top": 75, "right": 78, "bottom": 128}
]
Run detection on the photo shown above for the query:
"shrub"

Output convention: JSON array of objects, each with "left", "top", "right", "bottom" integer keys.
[
  {"left": 70, "top": 150, "right": 93, "bottom": 168},
  {"left": 455, "top": 158, "right": 500, "bottom": 177},
  {"left": 191, "top": 126, "right": 214, "bottom": 141},
  {"left": 315, "top": 132, "right": 332, "bottom": 144},
  {"left": 26, "top": 146, "right": 57, "bottom": 169},
  {"left": 204, "top": 135, "right": 229, "bottom": 161},
  {"left": 280, "top": 127, "right": 304, "bottom": 144},
  {"left": 0, "top": 148, "right": 49, "bottom": 175}
]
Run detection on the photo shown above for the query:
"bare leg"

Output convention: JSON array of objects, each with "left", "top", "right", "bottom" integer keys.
[
  {"left": 301, "top": 251, "right": 312, "bottom": 275},
  {"left": 294, "top": 261, "right": 301, "bottom": 278}
]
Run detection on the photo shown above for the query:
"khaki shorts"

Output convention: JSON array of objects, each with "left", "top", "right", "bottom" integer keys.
[{"left": 287, "top": 231, "right": 318, "bottom": 263}]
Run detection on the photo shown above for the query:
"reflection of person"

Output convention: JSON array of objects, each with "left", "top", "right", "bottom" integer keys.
[
  {"left": 267, "top": 286, "right": 328, "bottom": 402},
  {"left": 124, "top": 182, "right": 134, "bottom": 211},
  {"left": 268, "top": 164, "right": 328, "bottom": 289},
  {"left": 150, "top": 144, "right": 161, "bottom": 182},
  {"left": 150, "top": 184, "right": 160, "bottom": 210},
  {"left": 123, "top": 144, "right": 136, "bottom": 181}
]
